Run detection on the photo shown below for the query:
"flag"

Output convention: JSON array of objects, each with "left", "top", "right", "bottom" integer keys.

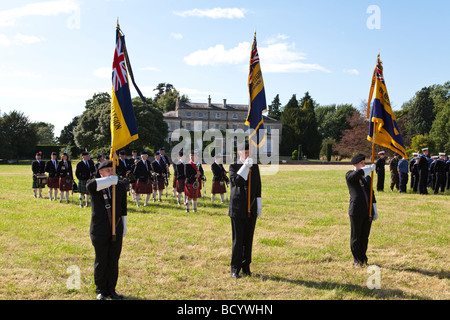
[
  {"left": 246, "top": 33, "right": 267, "bottom": 148},
  {"left": 367, "top": 54, "right": 407, "bottom": 159},
  {"left": 110, "top": 24, "right": 144, "bottom": 154}
]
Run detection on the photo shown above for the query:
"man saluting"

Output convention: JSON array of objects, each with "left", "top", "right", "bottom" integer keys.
[{"left": 87, "top": 160, "right": 127, "bottom": 300}]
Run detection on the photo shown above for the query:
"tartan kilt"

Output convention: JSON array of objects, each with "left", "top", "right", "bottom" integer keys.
[
  {"left": 59, "top": 177, "right": 73, "bottom": 191},
  {"left": 32, "top": 175, "right": 47, "bottom": 189},
  {"left": 185, "top": 182, "right": 201, "bottom": 199},
  {"left": 172, "top": 175, "right": 177, "bottom": 188},
  {"left": 78, "top": 179, "right": 88, "bottom": 194},
  {"left": 152, "top": 179, "right": 165, "bottom": 191},
  {"left": 135, "top": 179, "right": 152, "bottom": 194},
  {"left": 47, "top": 177, "right": 59, "bottom": 189},
  {"left": 176, "top": 180, "right": 185, "bottom": 193},
  {"left": 211, "top": 180, "right": 226, "bottom": 194}
]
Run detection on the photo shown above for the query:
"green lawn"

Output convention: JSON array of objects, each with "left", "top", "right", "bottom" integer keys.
[{"left": 0, "top": 163, "right": 448, "bottom": 300}]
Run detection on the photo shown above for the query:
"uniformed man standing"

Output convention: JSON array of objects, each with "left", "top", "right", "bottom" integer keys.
[
  {"left": 184, "top": 151, "right": 204, "bottom": 213},
  {"left": 375, "top": 151, "right": 385, "bottom": 191},
  {"left": 434, "top": 153, "right": 447, "bottom": 194},
  {"left": 389, "top": 153, "right": 400, "bottom": 192},
  {"left": 174, "top": 150, "right": 186, "bottom": 206},
  {"left": 345, "top": 154, "right": 378, "bottom": 267},
  {"left": 76, "top": 151, "right": 96, "bottom": 208},
  {"left": 228, "top": 142, "right": 262, "bottom": 278},
  {"left": 417, "top": 149, "right": 430, "bottom": 195},
  {"left": 151, "top": 151, "right": 167, "bottom": 202},
  {"left": 397, "top": 156, "right": 409, "bottom": 193},
  {"left": 87, "top": 161, "right": 127, "bottom": 300},
  {"left": 45, "top": 152, "right": 59, "bottom": 201},
  {"left": 211, "top": 153, "right": 227, "bottom": 203},
  {"left": 446, "top": 155, "right": 450, "bottom": 190},
  {"left": 133, "top": 151, "right": 153, "bottom": 207},
  {"left": 32, "top": 152, "right": 46, "bottom": 198},
  {"left": 409, "top": 153, "right": 418, "bottom": 190}
]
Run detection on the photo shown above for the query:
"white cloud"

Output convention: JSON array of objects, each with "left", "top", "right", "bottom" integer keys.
[
  {"left": 343, "top": 68, "right": 359, "bottom": 75},
  {"left": 14, "top": 33, "right": 43, "bottom": 45},
  {"left": 0, "top": 0, "right": 80, "bottom": 27},
  {"left": 141, "top": 66, "right": 160, "bottom": 72},
  {"left": 170, "top": 33, "right": 183, "bottom": 40},
  {"left": 93, "top": 67, "right": 111, "bottom": 79},
  {"left": 184, "top": 38, "right": 330, "bottom": 73},
  {"left": 174, "top": 8, "right": 246, "bottom": 19},
  {"left": 0, "top": 34, "right": 11, "bottom": 46}
]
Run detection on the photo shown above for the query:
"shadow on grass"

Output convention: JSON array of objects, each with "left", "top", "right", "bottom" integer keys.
[{"left": 255, "top": 274, "right": 428, "bottom": 300}]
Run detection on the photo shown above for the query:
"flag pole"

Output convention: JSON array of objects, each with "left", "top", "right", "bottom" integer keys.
[
  {"left": 369, "top": 138, "right": 375, "bottom": 221},
  {"left": 112, "top": 150, "right": 117, "bottom": 241}
]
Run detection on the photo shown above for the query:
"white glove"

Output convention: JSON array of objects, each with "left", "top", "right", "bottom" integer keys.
[
  {"left": 372, "top": 203, "right": 378, "bottom": 221},
  {"left": 257, "top": 197, "right": 262, "bottom": 217},
  {"left": 362, "top": 164, "right": 376, "bottom": 177},
  {"left": 96, "top": 175, "right": 118, "bottom": 191},
  {"left": 237, "top": 157, "right": 253, "bottom": 181},
  {"left": 122, "top": 216, "right": 127, "bottom": 236}
]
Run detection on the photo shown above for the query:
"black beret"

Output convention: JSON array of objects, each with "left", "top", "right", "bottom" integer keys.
[
  {"left": 97, "top": 160, "right": 113, "bottom": 170},
  {"left": 81, "top": 151, "right": 89, "bottom": 156},
  {"left": 141, "top": 150, "right": 148, "bottom": 155},
  {"left": 351, "top": 153, "right": 365, "bottom": 164},
  {"left": 119, "top": 150, "right": 126, "bottom": 155}
]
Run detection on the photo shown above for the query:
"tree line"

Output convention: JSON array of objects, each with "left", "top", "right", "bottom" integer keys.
[{"left": 0, "top": 81, "right": 448, "bottom": 161}]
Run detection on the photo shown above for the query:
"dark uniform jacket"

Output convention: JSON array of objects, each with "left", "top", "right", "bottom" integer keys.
[
  {"left": 211, "top": 162, "right": 226, "bottom": 181},
  {"left": 87, "top": 179, "right": 127, "bottom": 242},
  {"left": 228, "top": 163, "right": 261, "bottom": 219},
  {"left": 32, "top": 160, "right": 46, "bottom": 175},
  {"left": 45, "top": 159, "right": 59, "bottom": 178},
  {"left": 116, "top": 158, "right": 130, "bottom": 177},
  {"left": 345, "top": 169, "right": 376, "bottom": 217},
  {"left": 56, "top": 160, "right": 73, "bottom": 179},
  {"left": 184, "top": 162, "right": 204, "bottom": 184},
  {"left": 76, "top": 160, "right": 95, "bottom": 181},
  {"left": 151, "top": 160, "right": 167, "bottom": 181},
  {"left": 175, "top": 161, "right": 185, "bottom": 181},
  {"left": 133, "top": 159, "right": 152, "bottom": 182}
]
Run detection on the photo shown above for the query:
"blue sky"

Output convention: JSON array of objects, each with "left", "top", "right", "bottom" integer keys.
[{"left": 1, "top": 0, "right": 449, "bottom": 136}]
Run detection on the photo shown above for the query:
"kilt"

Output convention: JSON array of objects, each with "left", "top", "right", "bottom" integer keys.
[
  {"left": 47, "top": 177, "right": 59, "bottom": 189},
  {"left": 135, "top": 179, "right": 152, "bottom": 194},
  {"left": 211, "top": 180, "right": 226, "bottom": 194},
  {"left": 172, "top": 175, "right": 177, "bottom": 188},
  {"left": 152, "top": 179, "right": 165, "bottom": 191},
  {"left": 176, "top": 180, "right": 185, "bottom": 193},
  {"left": 59, "top": 177, "right": 73, "bottom": 192},
  {"left": 185, "top": 182, "right": 201, "bottom": 199},
  {"left": 78, "top": 179, "right": 88, "bottom": 194},
  {"left": 32, "top": 175, "right": 47, "bottom": 189}
]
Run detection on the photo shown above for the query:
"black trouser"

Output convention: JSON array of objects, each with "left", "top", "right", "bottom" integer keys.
[
  {"left": 230, "top": 215, "right": 257, "bottom": 274},
  {"left": 434, "top": 174, "right": 446, "bottom": 193},
  {"left": 91, "top": 236, "right": 123, "bottom": 295},
  {"left": 418, "top": 170, "right": 428, "bottom": 194},
  {"left": 390, "top": 172, "right": 399, "bottom": 191},
  {"left": 349, "top": 215, "right": 372, "bottom": 264},
  {"left": 377, "top": 172, "right": 384, "bottom": 191},
  {"left": 399, "top": 172, "right": 408, "bottom": 193}
]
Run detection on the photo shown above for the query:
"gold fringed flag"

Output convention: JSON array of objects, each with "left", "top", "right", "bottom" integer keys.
[
  {"left": 110, "top": 24, "right": 144, "bottom": 154},
  {"left": 367, "top": 54, "right": 407, "bottom": 159},
  {"left": 246, "top": 33, "right": 267, "bottom": 148}
]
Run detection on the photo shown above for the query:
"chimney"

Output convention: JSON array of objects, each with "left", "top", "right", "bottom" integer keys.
[
  {"left": 223, "top": 99, "right": 227, "bottom": 107},
  {"left": 208, "top": 95, "right": 211, "bottom": 106}
]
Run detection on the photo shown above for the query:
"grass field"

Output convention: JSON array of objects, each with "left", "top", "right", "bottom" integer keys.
[{"left": 0, "top": 162, "right": 448, "bottom": 300}]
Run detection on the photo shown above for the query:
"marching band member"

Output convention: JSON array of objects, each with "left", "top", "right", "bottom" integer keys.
[
  {"left": 133, "top": 150, "right": 153, "bottom": 207},
  {"left": 76, "top": 151, "right": 96, "bottom": 208},
  {"left": 174, "top": 150, "right": 186, "bottom": 206},
  {"left": 151, "top": 151, "right": 167, "bottom": 202},
  {"left": 129, "top": 150, "right": 140, "bottom": 199},
  {"left": 57, "top": 152, "right": 73, "bottom": 203},
  {"left": 184, "top": 151, "right": 204, "bottom": 213},
  {"left": 45, "top": 151, "right": 59, "bottom": 200},
  {"left": 211, "top": 153, "right": 227, "bottom": 203},
  {"left": 32, "top": 152, "right": 46, "bottom": 198},
  {"left": 375, "top": 151, "right": 385, "bottom": 191}
]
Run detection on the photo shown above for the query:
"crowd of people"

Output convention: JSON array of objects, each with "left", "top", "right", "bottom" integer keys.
[
  {"left": 375, "top": 148, "right": 450, "bottom": 195},
  {"left": 31, "top": 147, "right": 231, "bottom": 212}
]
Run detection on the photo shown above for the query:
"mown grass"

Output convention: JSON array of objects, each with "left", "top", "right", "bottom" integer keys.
[{"left": 0, "top": 162, "right": 448, "bottom": 300}]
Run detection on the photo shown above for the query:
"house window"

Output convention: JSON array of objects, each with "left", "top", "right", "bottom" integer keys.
[
  {"left": 215, "top": 124, "right": 221, "bottom": 130},
  {"left": 185, "top": 122, "right": 191, "bottom": 130},
  {"left": 232, "top": 124, "right": 238, "bottom": 130},
  {"left": 232, "top": 113, "right": 238, "bottom": 120},
  {"left": 198, "top": 112, "right": 204, "bottom": 118},
  {"left": 186, "top": 112, "right": 192, "bottom": 118},
  {"left": 215, "top": 113, "right": 221, "bottom": 119}
]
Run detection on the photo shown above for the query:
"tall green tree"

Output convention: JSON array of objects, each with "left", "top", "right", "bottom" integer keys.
[
  {"left": 31, "top": 122, "right": 56, "bottom": 145},
  {"left": 267, "top": 94, "right": 282, "bottom": 120},
  {"left": 408, "top": 87, "right": 435, "bottom": 137},
  {"left": 57, "top": 116, "right": 79, "bottom": 146},
  {"left": 0, "top": 110, "right": 38, "bottom": 159},
  {"left": 429, "top": 100, "right": 450, "bottom": 152}
]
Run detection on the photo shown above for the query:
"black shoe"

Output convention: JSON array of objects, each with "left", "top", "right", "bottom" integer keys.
[
  {"left": 96, "top": 293, "right": 107, "bottom": 300},
  {"left": 242, "top": 271, "right": 253, "bottom": 277},
  {"left": 109, "top": 292, "right": 124, "bottom": 300},
  {"left": 231, "top": 272, "right": 240, "bottom": 279}
]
